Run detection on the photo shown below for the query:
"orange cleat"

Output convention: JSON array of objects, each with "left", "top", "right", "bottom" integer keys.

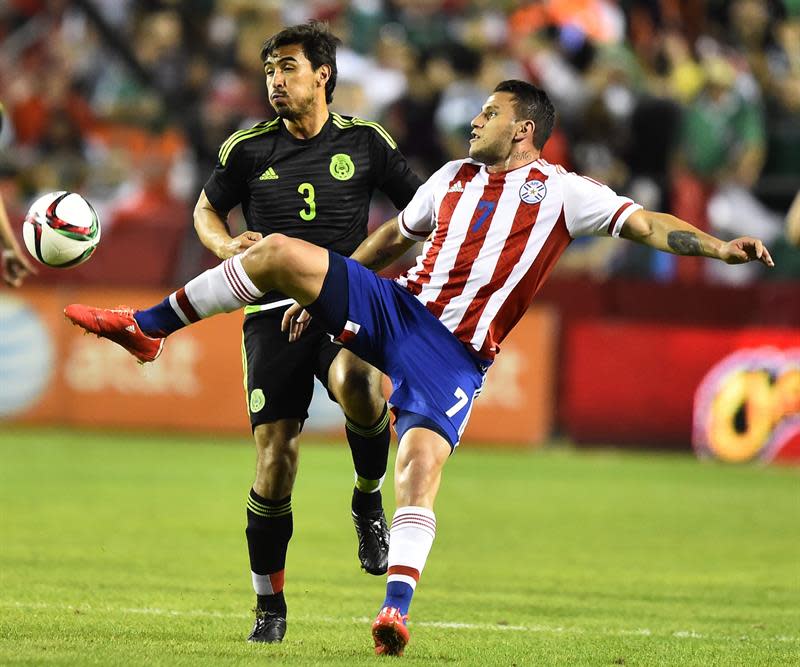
[
  {"left": 64, "top": 304, "right": 164, "bottom": 363},
  {"left": 372, "top": 606, "right": 409, "bottom": 656}
]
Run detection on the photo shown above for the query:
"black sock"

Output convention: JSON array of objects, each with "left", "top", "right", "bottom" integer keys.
[
  {"left": 256, "top": 591, "right": 286, "bottom": 615},
  {"left": 352, "top": 487, "right": 383, "bottom": 514},
  {"left": 345, "top": 404, "right": 390, "bottom": 513},
  {"left": 246, "top": 489, "right": 293, "bottom": 599}
]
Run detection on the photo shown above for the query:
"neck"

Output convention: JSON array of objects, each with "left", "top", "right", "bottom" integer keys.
[
  {"left": 486, "top": 147, "right": 541, "bottom": 174},
  {"left": 282, "top": 106, "right": 329, "bottom": 140}
]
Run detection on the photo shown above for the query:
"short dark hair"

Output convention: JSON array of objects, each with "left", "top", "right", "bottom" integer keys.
[
  {"left": 493, "top": 80, "right": 556, "bottom": 150},
  {"left": 260, "top": 21, "right": 341, "bottom": 104}
]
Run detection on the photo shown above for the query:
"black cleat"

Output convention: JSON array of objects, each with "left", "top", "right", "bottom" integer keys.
[
  {"left": 248, "top": 609, "right": 287, "bottom": 643},
  {"left": 352, "top": 508, "right": 389, "bottom": 575}
]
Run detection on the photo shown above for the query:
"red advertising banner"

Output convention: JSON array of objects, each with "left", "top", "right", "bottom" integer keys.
[
  {"left": 562, "top": 320, "right": 800, "bottom": 457},
  {"left": 2, "top": 289, "right": 557, "bottom": 447}
]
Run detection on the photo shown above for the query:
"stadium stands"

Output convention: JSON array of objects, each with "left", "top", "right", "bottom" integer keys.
[{"left": 0, "top": 1, "right": 797, "bottom": 289}]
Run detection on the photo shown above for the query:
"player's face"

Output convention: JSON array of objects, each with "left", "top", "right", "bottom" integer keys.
[
  {"left": 264, "top": 44, "right": 322, "bottom": 120},
  {"left": 468, "top": 93, "right": 522, "bottom": 167}
]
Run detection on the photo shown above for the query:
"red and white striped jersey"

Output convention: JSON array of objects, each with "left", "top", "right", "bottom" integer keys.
[{"left": 396, "top": 158, "right": 641, "bottom": 360}]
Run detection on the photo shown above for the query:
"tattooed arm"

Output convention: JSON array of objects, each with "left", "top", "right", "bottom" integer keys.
[{"left": 620, "top": 210, "right": 774, "bottom": 266}]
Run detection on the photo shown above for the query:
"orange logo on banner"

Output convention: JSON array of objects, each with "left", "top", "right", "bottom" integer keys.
[{"left": 693, "top": 347, "right": 800, "bottom": 463}]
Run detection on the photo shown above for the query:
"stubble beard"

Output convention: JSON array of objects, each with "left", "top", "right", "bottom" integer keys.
[
  {"left": 271, "top": 89, "right": 316, "bottom": 122},
  {"left": 469, "top": 137, "right": 507, "bottom": 167},
  {"left": 469, "top": 123, "right": 519, "bottom": 167}
]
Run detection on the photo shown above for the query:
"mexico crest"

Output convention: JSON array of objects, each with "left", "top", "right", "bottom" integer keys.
[
  {"left": 519, "top": 179, "right": 547, "bottom": 204},
  {"left": 249, "top": 388, "right": 266, "bottom": 413},
  {"left": 329, "top": 153, "right": 355, "bottom": 181}
]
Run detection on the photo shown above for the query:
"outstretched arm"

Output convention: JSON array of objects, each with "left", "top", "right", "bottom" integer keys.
[
  {"left": 350, "top": 217, "right": 418, "bottom": 272},
  {"left": 620, "top": 209, "right": 774, "bottom": 267}
]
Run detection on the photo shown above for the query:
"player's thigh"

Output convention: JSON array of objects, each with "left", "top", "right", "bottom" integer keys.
[
  {"left": 243, "top": 314, "right": 319, "bottom": 429},
  {"left": 242, "top": 234, "right": 329, "bottom": 306}
]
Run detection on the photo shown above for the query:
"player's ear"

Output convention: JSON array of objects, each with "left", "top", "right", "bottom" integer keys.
[
  {"left": 316, "top": 64, "right": 331, "bottom": 88},
  {"left": 514, "top": 119, "right": 535, "bottom": 143}
]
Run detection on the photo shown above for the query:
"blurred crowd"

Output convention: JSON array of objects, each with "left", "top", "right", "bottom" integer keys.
[{"left": 0, "top": 0, "right": 798, "bottom": 287}]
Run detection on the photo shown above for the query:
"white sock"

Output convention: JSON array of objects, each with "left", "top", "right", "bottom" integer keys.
[
  {"left": 386, "top": 506, "right": 437, "bottom": 590},
  {"left": 170, "top": 255, "right": 264, "bottom": 324}
]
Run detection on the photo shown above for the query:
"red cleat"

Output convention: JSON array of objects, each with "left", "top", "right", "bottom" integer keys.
[
  {"left": 64, "top": 304, "right": 164, "bottom": 363},
  {"left": 372, "top": 606, "right": 409, "bottom": 657}
]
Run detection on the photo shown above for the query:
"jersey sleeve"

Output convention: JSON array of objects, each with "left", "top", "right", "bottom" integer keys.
[
  {"left": 397, "top": 164, "right": 451, "bottom": 241},
  {"left": 203, "top": 138, "right": 250, "bottom": 213},
  {"left": 561, "top": 172, "right": 642, "bottom": 238},
  {"left": 367, "top": 124, "right": 423, "bottom": 210}
]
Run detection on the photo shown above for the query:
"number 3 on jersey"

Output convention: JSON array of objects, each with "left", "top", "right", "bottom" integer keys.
[{"left": 298, "top": 182, "right": 316, "bottom": 221}]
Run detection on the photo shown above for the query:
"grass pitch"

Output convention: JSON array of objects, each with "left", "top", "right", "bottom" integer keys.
[{"left": 1, "top": 428, "right": 798, "bottom": 666}]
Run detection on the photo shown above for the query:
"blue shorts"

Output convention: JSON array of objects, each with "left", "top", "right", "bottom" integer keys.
[{"left": 307, "top": 251, "right": 489, "bottom": 448}]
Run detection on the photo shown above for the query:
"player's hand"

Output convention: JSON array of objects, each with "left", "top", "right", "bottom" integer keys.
[
  {"left": 221, "top": 231, "right": 262, "bottom": 258},
  {"left": 281, "top": 302, "right": 312, "bottom": 342},
  {"left": 2, "top": 248, "right": 36, "bottom": 287},
  {"left": 719, "top": 237, "right": 775, "bottom": 267}
]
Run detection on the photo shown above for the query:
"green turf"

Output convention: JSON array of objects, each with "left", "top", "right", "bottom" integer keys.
[{"left": 0, "top": 428, "right": 798, "bottom": 666}]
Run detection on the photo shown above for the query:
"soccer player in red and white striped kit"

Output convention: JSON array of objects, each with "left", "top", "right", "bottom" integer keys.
[{"left": 66, "top": 80, "right": 773, "bottom": 656}]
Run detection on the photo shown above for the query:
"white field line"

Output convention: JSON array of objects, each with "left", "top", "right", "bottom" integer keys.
[{"left": 4, "top": 601, "right": 798, "bottom": 644}]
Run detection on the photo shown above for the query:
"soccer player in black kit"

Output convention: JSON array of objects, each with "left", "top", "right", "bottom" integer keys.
[{"left": 193, "top": 23, "right": 422, "bottom": 643}]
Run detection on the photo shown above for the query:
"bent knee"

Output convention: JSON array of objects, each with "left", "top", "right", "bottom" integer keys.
[
  {"left": 330, "top": 365, "right": 379, "bottom": 396},
  {"left": 247, "top": 233, "right": 291, "bottom": 265},
  {"left": 330, "top": 359, "right": 383, "bottom": 405},
  {"left": 397, "top": 444, "right": 441, "bottom": 472},
  {"left": 254, "top": 421, "right": 300, "bottom": 448},
  {"left": 244, "top": 233, "right": 318, "bottom": 295}
]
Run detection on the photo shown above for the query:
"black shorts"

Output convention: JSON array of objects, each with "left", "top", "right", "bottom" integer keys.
[{"left": 242, "top": 307, "right": 342, "bottom": 429}]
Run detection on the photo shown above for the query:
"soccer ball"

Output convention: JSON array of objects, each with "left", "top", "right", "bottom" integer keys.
[{"left": 22, "top": 191, "right": 101, "bottom": 268}]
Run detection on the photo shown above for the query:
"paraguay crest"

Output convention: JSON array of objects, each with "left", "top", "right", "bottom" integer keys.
[
  {"left": 519, "top": 179, "right": 547, "bottom": 205},
  {"left": 329, "top": 153, "right": 355, "bottom": 181}
]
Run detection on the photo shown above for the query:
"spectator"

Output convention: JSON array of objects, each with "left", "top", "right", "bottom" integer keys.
[
  {"left": 432, "top": 42, "right": 487, "bottom": 160},
  {"left": 671, "top": 55, "right": 768, "bottom": 282},
  {"left": 0, "top": 1, "right": 796, "bottom": 288}
]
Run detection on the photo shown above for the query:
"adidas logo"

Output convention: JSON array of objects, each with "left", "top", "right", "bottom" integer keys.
[
  {"left": 447, "top": 180, "right": 464, "bottom": 193},
  {"left": 125, "top": 325, "right": 136, "bottom": 333},
  {"left": 259, "top": 167, "right": 279, "bottom": 180}
]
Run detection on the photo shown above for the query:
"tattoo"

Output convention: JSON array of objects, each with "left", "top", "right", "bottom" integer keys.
[
  {"left": 668, "top": 231, "right": 703, "bottom": 256},
  {"left": 364, "top": 248, "right": 393, "bottom": 271},
  {"left": 511, "top": 150, "right": 533, "bottom": 162}
]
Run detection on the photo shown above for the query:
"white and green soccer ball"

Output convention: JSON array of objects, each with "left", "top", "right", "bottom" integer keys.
[{"left": 22, "top": 191, "right": 101, "bottom": 268}]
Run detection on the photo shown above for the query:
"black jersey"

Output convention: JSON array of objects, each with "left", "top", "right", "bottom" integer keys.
[{"left": 204, "top": 112, "right": 421, "bottom": 306}]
